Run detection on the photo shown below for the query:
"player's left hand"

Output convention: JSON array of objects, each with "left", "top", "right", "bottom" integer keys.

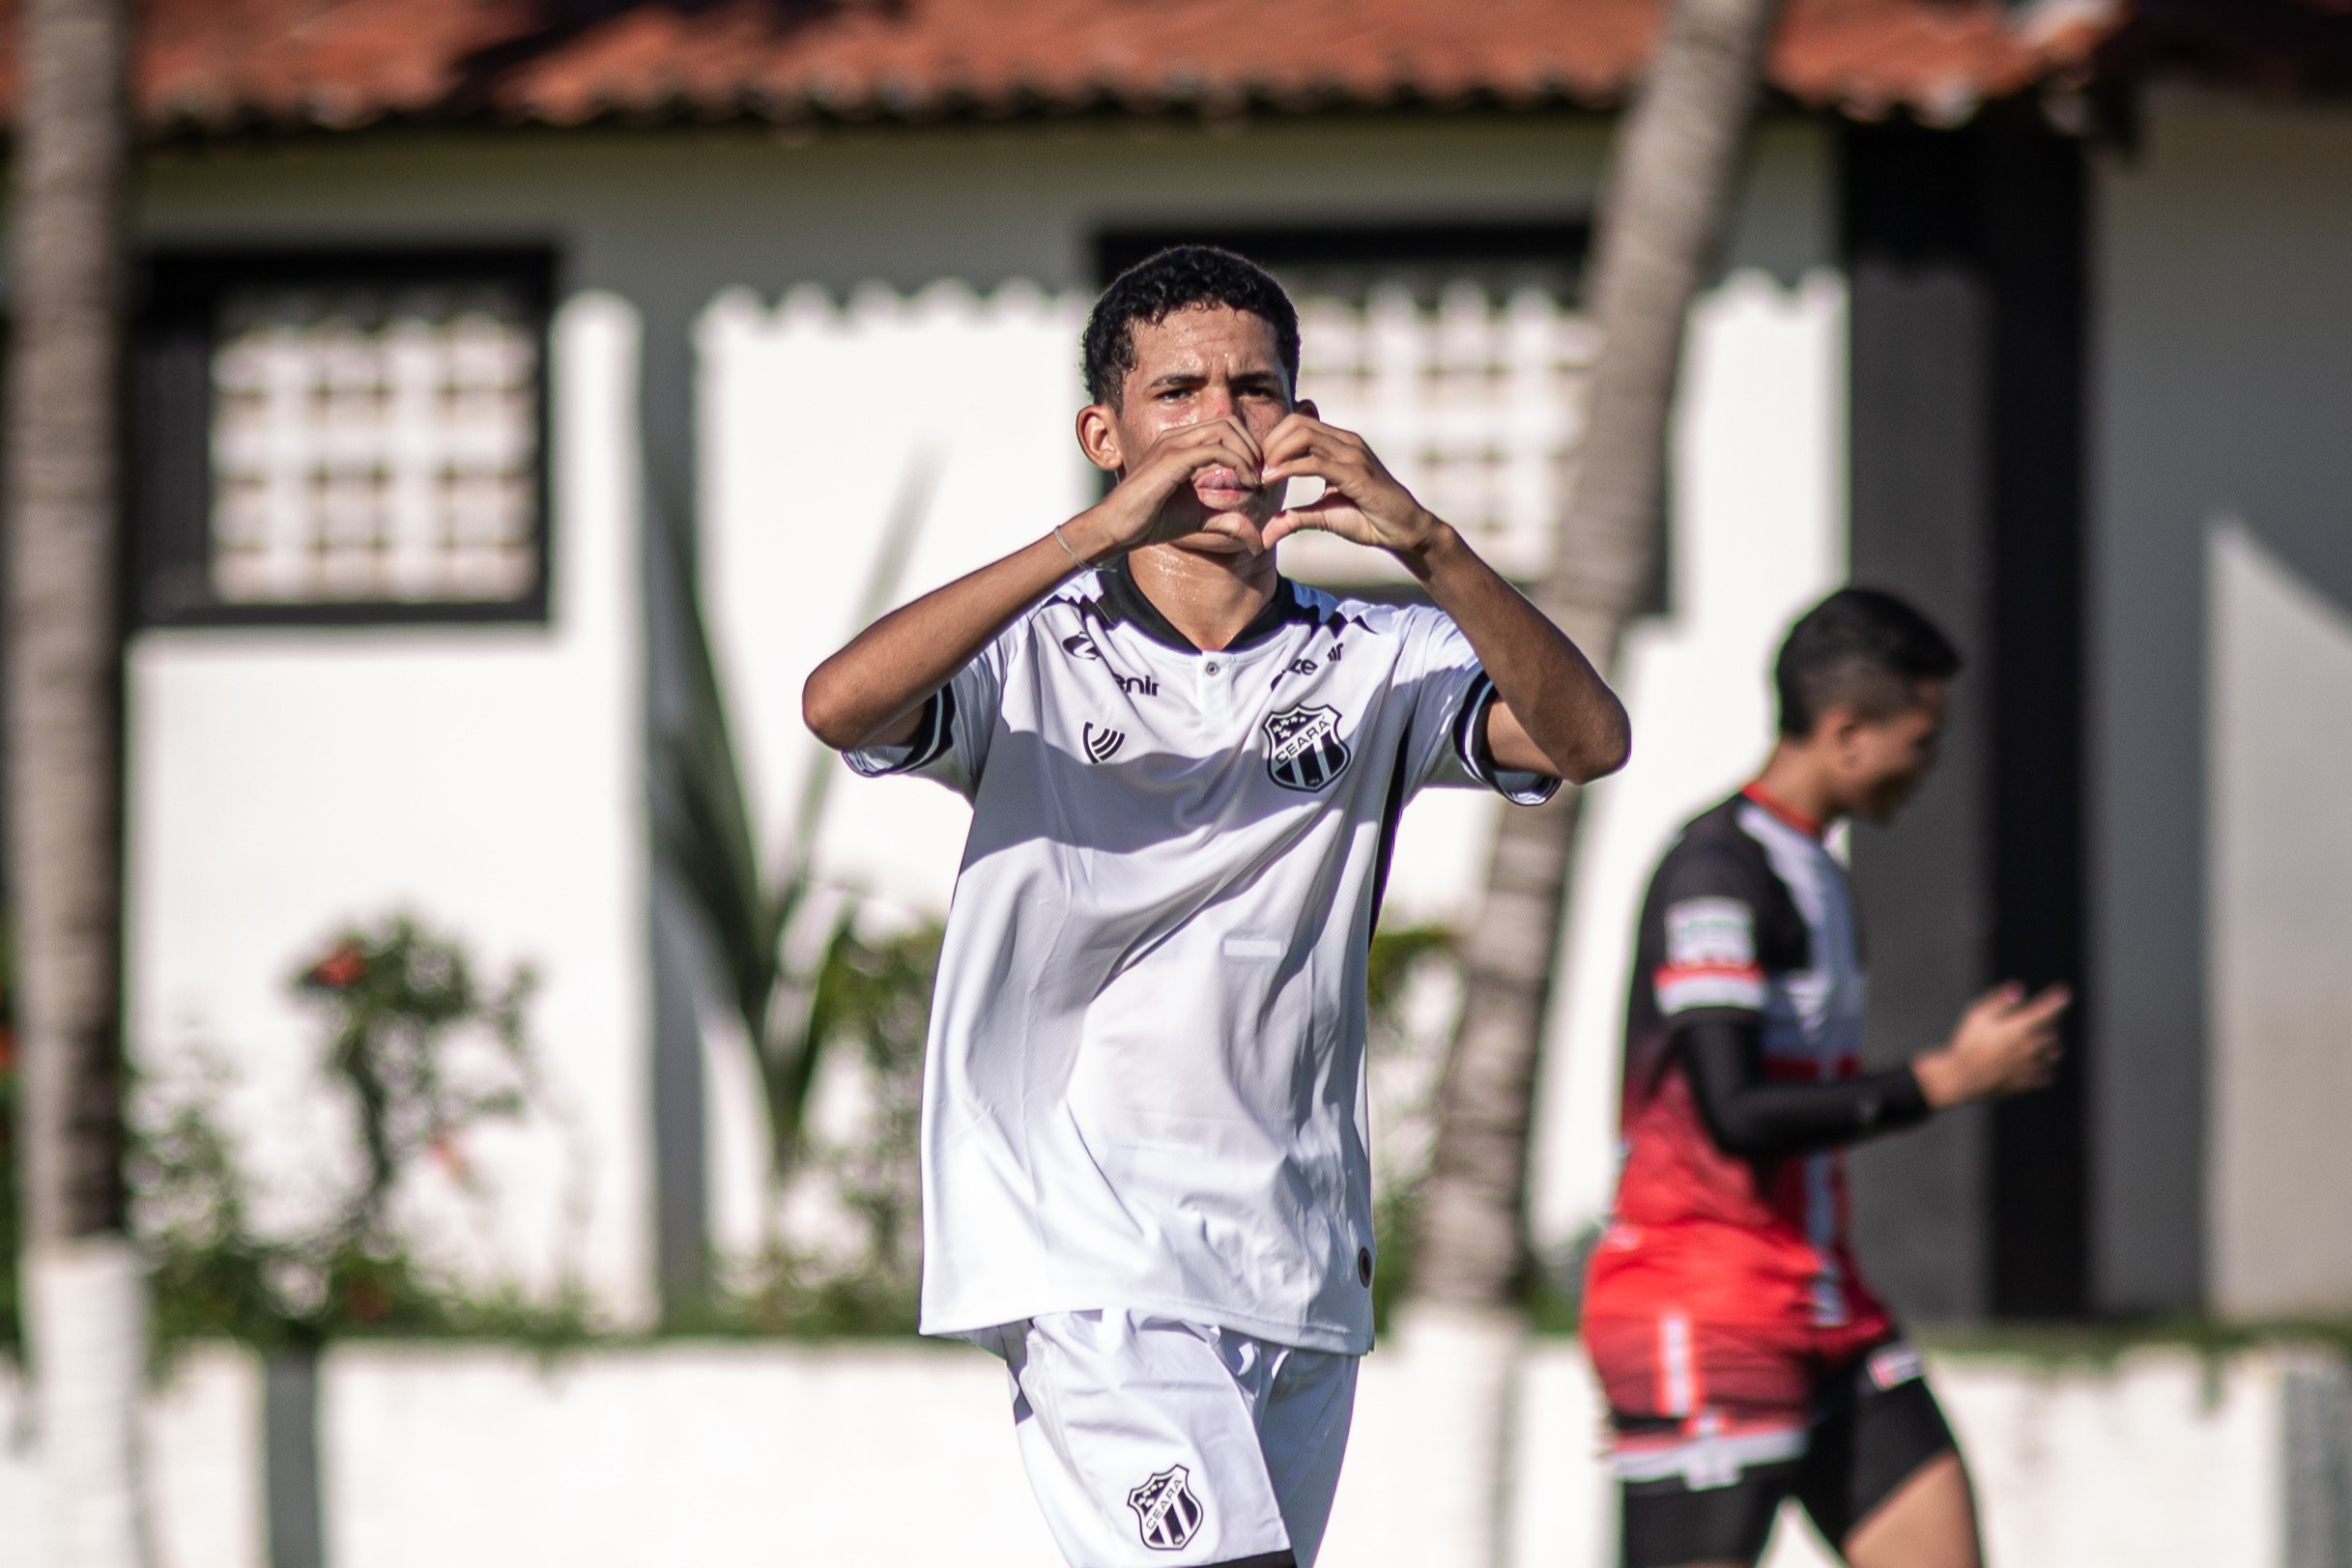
[{"left": 1260, "top": 410, "right": 1444, "bottom": 559}]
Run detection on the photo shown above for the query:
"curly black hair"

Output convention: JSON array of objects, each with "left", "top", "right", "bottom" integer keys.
[
  {"left": 1774, "top": 587, "right": 1964, "bottom": 738},
  {"left": 1081, "top": 245, "right": 1301, "bottom": 407}
]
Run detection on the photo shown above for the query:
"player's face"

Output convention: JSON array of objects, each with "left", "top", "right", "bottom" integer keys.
[
  {"left": 1834, "top": 680, "right": 1949, "bottom": 824},
  {"left": 1105, "top": 304, "right": 1295, "bottom": 553}
]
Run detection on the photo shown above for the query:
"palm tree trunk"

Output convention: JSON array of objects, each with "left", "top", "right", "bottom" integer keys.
[
  {"left": 1413, "top": 0, "right": 1790, "bottom": 1307},
  {"left": 7, "top": 0, "right": 148, "bottom": 1563}
]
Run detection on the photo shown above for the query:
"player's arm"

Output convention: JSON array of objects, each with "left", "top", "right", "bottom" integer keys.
[
  {"left": 803, "top": 416, "right": 1272, "bottom": 752},
  {"left": 1678, "top": 984, "right": 2069, "bottom": 1160},
  {"left": 1258, "top": 412, "right": 1629, "bottom": 784},
  {"left": 1679, "top": 1020, "right": 1930, "bottom": 1157}
]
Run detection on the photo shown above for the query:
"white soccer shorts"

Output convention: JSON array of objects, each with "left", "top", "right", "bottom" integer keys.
[{"left": 990, "top": 1309, "right": 1360, "bottom": 1568}]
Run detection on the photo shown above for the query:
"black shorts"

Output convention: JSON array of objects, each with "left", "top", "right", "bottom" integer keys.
[{"left": 1616, "top": 1340, "right": 1957, "bottom": 1568}]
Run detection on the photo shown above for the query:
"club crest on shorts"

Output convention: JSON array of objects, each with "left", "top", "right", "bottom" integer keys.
[
  {"left": 1263, "top": 703, "right": 1351, "bottom": 792},
  {"left": 1127, "top": 1465, "right": 1204, "bottom": 1552}
]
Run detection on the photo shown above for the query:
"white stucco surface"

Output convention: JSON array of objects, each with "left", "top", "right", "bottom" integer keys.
[
  {"left": 120, "top": 115, "right": 1841, "bottom": 1304},
  {"left": 698, "top": 280, "right": 1095, "bottom": 925},
  {"left": 142, "top": 1348, "right": 267, "bottom": 1568},
  {"left": 0, "top": 1344, "right": 263, "bottom": 1568},
  {"left": 1533, "top": 268, "right": 1849, "bottom": 1247},
  {"left": 0, "top": 1339, "right": 2303, "bottom": 1568},
  {"left": 125, "top": 296, "right": 653, "bottom": 1323},
  {"left": 138, "top": 119, "right": 1621, "bottom": 307},
  {"left": 2208, "top": 525, "right": 2352, "bottom": 1318},
  {"left": 676, "top": 125, "right": 1843, "bottom": 1249},
  {"left": 2092, "top": 90, "right": 2352, "bottom": 1317},
  {"left": 1761, "top": 1348, "right": 2286, "bottom": 1568},
  {"left": 694, "top": 279, "right": 1098, "bottom": 1250}
]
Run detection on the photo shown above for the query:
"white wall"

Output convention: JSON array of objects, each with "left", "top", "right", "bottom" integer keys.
[
  {"left": 125, "top": 296, "right": 652, "bottom": 1322},
  {"left": 138, "top": 119, "right": 1621, "bottom": 303},
  {"left": 1762, "top": 1347, "right": 2290, "bottom": 1568},
  {"left": 0, "top": 1346, "right": 264, "bottom": 1568},
  {"left": 679, "top": 123, "right": 1842, "bottom": 1250},
  {"left": 125, "top": 112, "right": 1841, "bottom": 1297},
  {"left": 694, "top": 279, "right": 1097, "bottom": 1247},
  {"left": 0, "top": 1339, "right": 2308, "bottom": 1568},
  {"left": 131, "top": 116, "right": 1633, "bottom": 1307},
  {"left": 2208, "top": 525, "right": 2352, "bottom": 1318},
  {"left": 692, "top": 280, "right": 1539, "bottom": 1241},
  {"left": 1532, "top": 267, "right": 1849, "bottom": 1248},
  {"left": 2093, "top": 90, "right": 2352, "bottom": 1317},
  {"left": 698, "top": 280, "right": 1093, "bottom": 922}
]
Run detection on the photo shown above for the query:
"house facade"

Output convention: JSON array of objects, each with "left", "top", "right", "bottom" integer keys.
[{"left": 22, "top": 0, "right": 2349, "bottom": 1330}]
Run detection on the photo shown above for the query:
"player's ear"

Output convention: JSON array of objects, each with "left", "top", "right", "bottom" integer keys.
[
  {"left": 1076, "top": 402, "right": 1124, "bottom": 473},
  {"left": 1818, "top": 705, "right": 1868, "bottom": 765},
  {"left": 1295, "top": 397, "right": 1319, "bottom": 421}
]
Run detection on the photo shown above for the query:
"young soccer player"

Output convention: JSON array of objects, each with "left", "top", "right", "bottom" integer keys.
[
  {"left": 1582, "top": 588, "right": 2070, "bottom": 1568},
  {"left": 803, "top": 246, "right": 1629, "bottom": 1567}
]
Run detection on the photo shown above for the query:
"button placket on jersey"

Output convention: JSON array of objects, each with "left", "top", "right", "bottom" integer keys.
[{"left": 1194, "top": 652, "right": 1230, "bottom": 718}]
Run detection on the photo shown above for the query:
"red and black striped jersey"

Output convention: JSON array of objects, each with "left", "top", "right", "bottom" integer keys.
[{"left": 1589, "top": 786, "right": 1890, "bottom": 1338}]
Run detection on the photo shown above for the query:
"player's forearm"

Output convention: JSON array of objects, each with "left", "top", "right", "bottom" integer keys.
[
  {"left": 1679, "top": 1020, "right": 1932, "bottom": 1159},
  {"left": 1396, "top": 523, "right": 1630, "bottom": 783},
  {"left": 803, "top": 522, "right": 1102, "bottom": 752}
]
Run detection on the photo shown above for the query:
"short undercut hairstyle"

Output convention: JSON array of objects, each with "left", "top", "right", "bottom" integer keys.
[
  {"left": 1774, "top": 587, "right": 1963, "bottom": 739},
  {"left": 1081, "top": 245, "right": 1301, "bottom": 407}
]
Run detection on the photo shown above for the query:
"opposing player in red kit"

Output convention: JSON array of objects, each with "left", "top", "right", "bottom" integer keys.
[{"left": 1583, "top": 589, "right": 2070, "bottom": 1568}]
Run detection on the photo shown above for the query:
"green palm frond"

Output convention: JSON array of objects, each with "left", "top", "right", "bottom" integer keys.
[
  {"left": 654, "top": 508, "right": 785, "bottom": 1041},
  {"left": 651, "top": 448, "right": 942, "bottom": 1198}
]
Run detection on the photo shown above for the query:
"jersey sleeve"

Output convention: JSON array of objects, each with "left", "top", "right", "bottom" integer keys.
[
  {"left": 1647, "top": 845, "right": 1772, "bottom": 1027},
  {"left": 1396, "top": 606, "right": 1561, "bottom": 805},
  {"left": 1679, "top": 1017, "right": 1931, "bottom": 1158},
  {"left": 842, "top": 630, "right": 1009, "bottom": 799}
]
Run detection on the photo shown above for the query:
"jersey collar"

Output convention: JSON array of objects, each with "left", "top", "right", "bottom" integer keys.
[
  {"left": 1740, "top": 781, "right": 1826, "bottom": 841},
  {"left": 1097, "top": 556, "right": 1315, "bottom": 654}
]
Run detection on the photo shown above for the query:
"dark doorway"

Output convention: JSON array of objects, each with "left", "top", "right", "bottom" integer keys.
[{"left": 1841, "top": 113, "right": 2091, "bottom": 1321}]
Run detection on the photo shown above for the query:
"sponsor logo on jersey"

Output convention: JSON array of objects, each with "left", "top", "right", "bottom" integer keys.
[
  {"left": 1288, "top": 656, "right": 1319, "bottom": 676},
  {"left": 1082, "top": 724, "right": 1125, "bottom": 764},
  {"left": 1655, "top": 897, "right": 1765, "bottom": 1014},
  {"left": 1263, "top": 703, "right": 1352, "bottom": 792},
  {"left": 1127, "top": 1465, "right": 1204, "bottom": 1552},
  {"left": 1063, "top": 630, "right": 1159, "bottom": 695},
  {"left": 1664, "top": 898, "right": 1756, "bottom": 966}
]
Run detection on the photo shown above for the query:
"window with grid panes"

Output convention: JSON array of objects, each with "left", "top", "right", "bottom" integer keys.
[
  {"left": 131, "top": 251, "right": 553, "bottom": 627},
  {"left": 1283, "top": 271, "right": 1593, "bottom": 584}
]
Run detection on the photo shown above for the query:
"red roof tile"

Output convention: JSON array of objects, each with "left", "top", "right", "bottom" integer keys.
[{"left": 0, "top": 0, "right": 2128, "bottom": 136}]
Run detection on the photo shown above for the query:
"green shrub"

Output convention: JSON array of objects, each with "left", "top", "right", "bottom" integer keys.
[{"left": 130, "top": 914, "right": 588, "bottom": 1354}]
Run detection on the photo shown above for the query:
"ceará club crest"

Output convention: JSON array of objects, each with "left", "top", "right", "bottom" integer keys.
[
  {"left": 1126, "top": 1465, "right": 1205, "bottom": 1551},
  {"left": 1263, "top": 703, "right": 1352, "bottom": 792}
]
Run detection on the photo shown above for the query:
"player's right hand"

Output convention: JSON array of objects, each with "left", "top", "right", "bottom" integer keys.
[
  {"left": 1916, "top": 983, "right": 2070, "bottom": 1108},
  {"left": 1065, "top": 415, "right": 1275, "bottom": 556}
]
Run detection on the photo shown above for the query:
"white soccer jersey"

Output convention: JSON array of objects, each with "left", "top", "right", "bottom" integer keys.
[{"left": 850, "top": 559, "right": 1554, "bottom": 1354}]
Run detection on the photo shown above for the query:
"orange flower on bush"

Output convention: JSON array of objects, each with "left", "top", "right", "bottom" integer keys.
[
  {"left": 427, "top": 1134, "right": 472, "bottom": 1183},
  {"left": 307, "top": 941, "right": 367, "bottom": 991}
]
